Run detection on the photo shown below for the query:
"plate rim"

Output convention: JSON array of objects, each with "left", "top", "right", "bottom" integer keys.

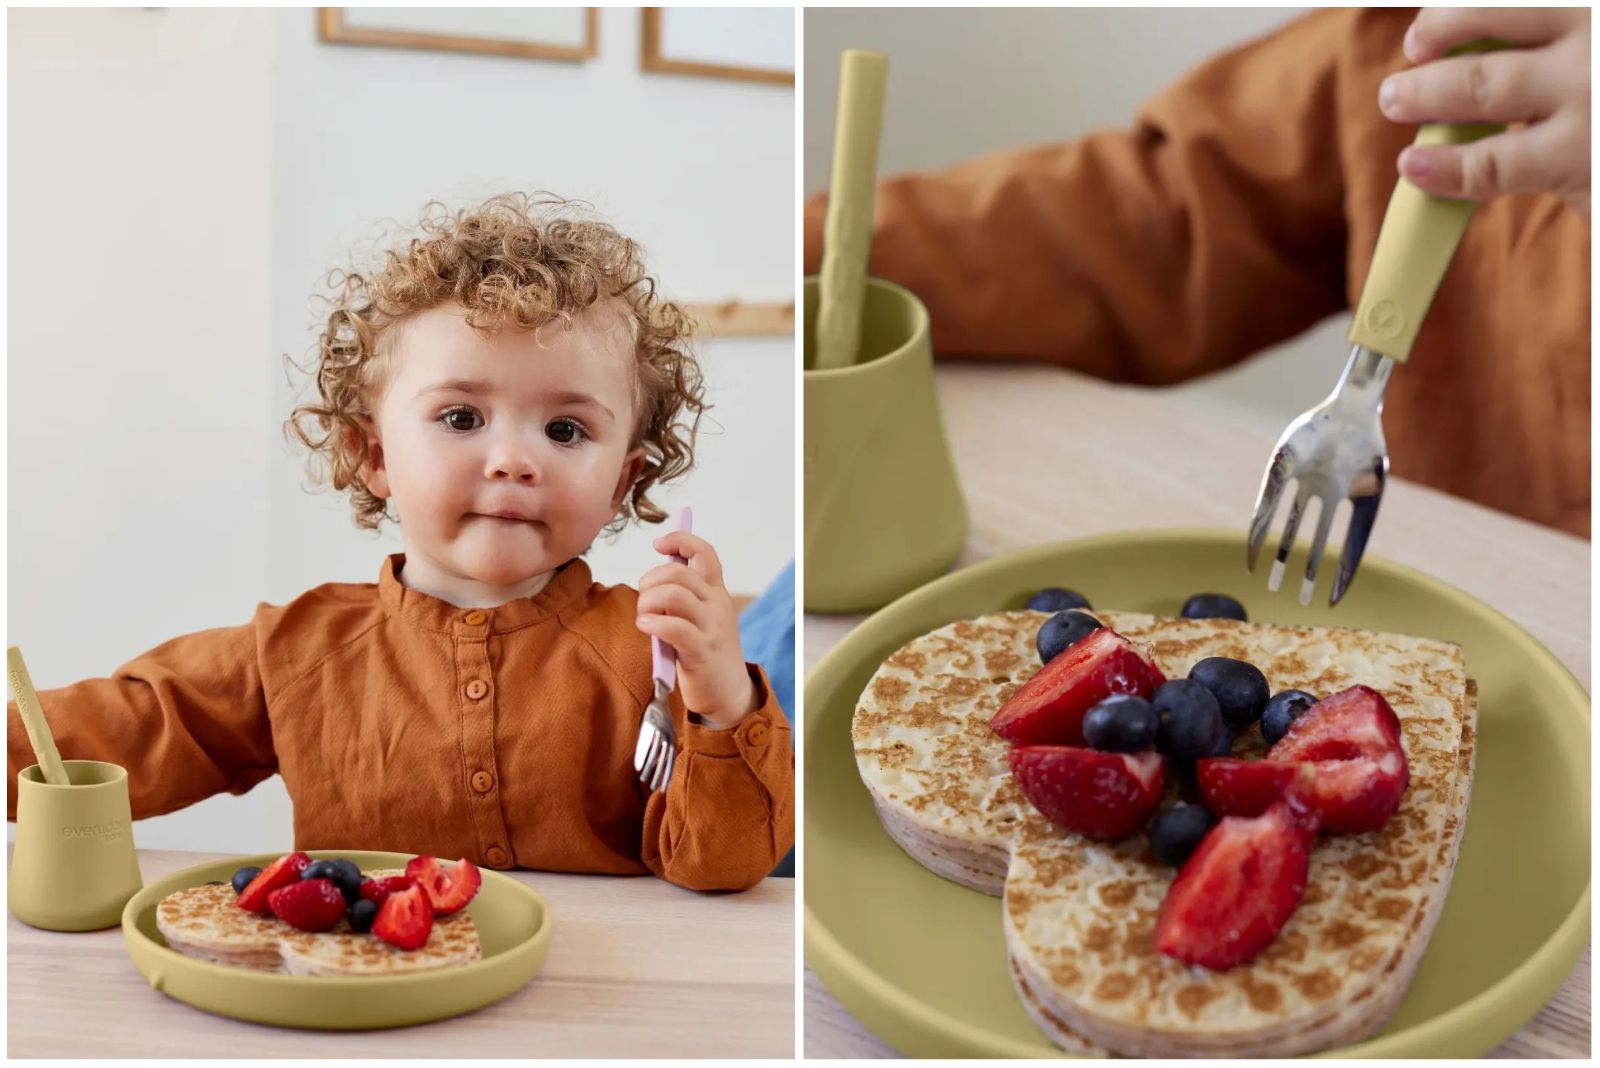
[
  {"left": 122, "top": 849, "right": 552, "bottom": 992},
  {"left": 803, "top": 526, "right": 1591, "bottom": 1058}
]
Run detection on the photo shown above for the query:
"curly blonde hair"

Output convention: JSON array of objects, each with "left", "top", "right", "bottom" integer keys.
[{"left": 286, "top": 192, "right": 706, "bottom": 532}]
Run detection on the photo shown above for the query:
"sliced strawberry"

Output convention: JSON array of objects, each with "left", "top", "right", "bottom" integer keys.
[
  {"left": 236, "top": 851, "right": 312, "bottom": 913},
  {"left": 266, "top": 877, "right": 346, "bottom": 932},
  {"left": 359, "top": 875, "right": 416, "bottom": 906},
  {"left": 1197, "top": 758, "right": 1311, "bottom": 818},
  {"left": 372, "top": 882, "right": 434, "bottom": 951},
  {"left": 404, "top": 855, "right": 483, "bottom": 916},
  {"left": 1008, "top": 746, "right": 1166, "bottom": 840},
  {"left": 1270, "top": 685, "right": 1405, "bottom": 762},
  {"left": 990, "top": 628, "right": 1166, "bottom": 746},
  {"left": 1155, "top": 801, "right": 1313, "bottom": 970}
]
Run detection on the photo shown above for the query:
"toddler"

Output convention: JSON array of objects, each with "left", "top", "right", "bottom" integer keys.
[{"left": 7, "top": 193, "right": 794, "bottom": 892}]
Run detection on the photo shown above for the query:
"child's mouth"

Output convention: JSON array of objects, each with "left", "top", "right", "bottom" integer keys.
[{"left": 473, "top": 511, "right": 539, "bottom": 524}]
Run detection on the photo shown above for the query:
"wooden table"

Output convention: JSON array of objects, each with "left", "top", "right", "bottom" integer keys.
[
  {"left": 8, "top": 847, "right": 794, "bottom": 1058},
  {"left": 803, "top": 364, "right": 1590, "bottom": 1059}
]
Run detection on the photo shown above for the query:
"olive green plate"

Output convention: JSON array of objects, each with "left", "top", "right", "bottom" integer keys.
[
  {"left": 122, "top": 850, "right": 552, "bottom": 1030},
  {"left": 804, "top": 528, "right": 1590, "bottom": 1057}
]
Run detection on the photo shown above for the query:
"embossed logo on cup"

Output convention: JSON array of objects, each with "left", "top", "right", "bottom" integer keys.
[
  {"left": 59, "top": 819, "right": 127, "bottom": 842},
  {"left": 1364, "top": 299, "right": 1405, "bottom": 340}
]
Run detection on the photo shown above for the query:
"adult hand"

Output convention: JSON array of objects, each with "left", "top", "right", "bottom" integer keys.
[{"left": 1378, "top": 8, "right": 1589, "bottom": 218}]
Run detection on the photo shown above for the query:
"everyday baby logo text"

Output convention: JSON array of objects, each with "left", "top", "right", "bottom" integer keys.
[{"left": 59, "top": 819, "right": 127, "bottom": 843}]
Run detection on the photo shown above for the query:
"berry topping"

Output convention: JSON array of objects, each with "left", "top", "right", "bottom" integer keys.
[
  {"left": 266, "top": 877, "right": 347, "bottom": 932},
  {"left": 359, "top": 875, "right": 416, "bottom": 906},
  {"left": 405, "top": 856, "right": 484, "bottom": 916},
  {"left": 1197, "top": 687, "right": 1409, "bottom": 835},
  {"left": 302, "top": 858, "right": 364, "bottom": 905},
  {"left": 991, "top": 628, "right": 1166, "bottom": 746},
  {"left": 372, "top": 882, "right": 435, "bottom": 951},
  {"left": 1188, "top": 657, "right": 1270, "bottom": 729},
  {"left": 1035, "top": 609, "right": 1104, "bottom": 664},
  {"left": 1261, "top": 689, "right": 1318, "bottom": 747},
  {"left": 1008, "top": 746, "right": 1166, "bottom": 840},
  {"left": 1151, "top": 679, "right": 1226, "bottom": 763},
  {"left": 1082, "top": 694, "right": 1158, "bottom": 753},
  {"left": 346, "top": 898, "right": 379, "bottom": 934},
  {"left": 1180, "top": 593, "right": 1248, "bottom": 622},
  {"left": 230, "top": 866, "right": 262, "bottom": 896},
  {"left": 236, "top": 852, "right": 312, "bottom": 914},
  {"left": 1155, "top": 801, "right": 1316, "bottom": 970},
  {"left": 1147, "top": 803, "right": 1216, "bottom": 866},
  {"left": 1025, "top": 587, "right": 1092, "bottom": 613}
]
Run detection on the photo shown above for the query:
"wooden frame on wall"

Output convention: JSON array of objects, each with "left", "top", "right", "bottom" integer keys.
[
  {"left": 686, "top": 301, "right": 795, "bottom": 338},
  {"left": 317, "top": 8, "right": 600, "bottom": 63},
  {"left": 640, "top": 8, "right": 794, "bottom": 87}
]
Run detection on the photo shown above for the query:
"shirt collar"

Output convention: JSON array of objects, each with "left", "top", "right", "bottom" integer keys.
[{"left": 377, "top": 553, "right": 593, "bottom": 633}]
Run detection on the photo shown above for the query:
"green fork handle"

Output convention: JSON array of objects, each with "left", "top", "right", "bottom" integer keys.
[{"left": 1349, "top": 39, "right": 1513, "bottom": 362}]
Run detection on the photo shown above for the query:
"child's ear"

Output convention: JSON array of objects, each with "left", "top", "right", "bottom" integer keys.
[
  {"left": 351, "top": 416, "right": 391, "bottom": 499},
  {"left": 610, "top": 447, "right": 647, "bottom": 512}
]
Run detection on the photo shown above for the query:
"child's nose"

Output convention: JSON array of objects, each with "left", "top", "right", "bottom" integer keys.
[{"left": 486, "top": 443, "right": 540, "bottom": 484}]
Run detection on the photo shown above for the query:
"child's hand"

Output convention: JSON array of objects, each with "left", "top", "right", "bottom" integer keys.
[
  {"left": 636, "top": 532, "right": 759, "bottom": 729},
  {"left": 1378, "top": 8, "right": 1590, "bottom": 218}
]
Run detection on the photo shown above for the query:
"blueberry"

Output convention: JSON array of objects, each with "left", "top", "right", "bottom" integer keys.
[
  {"left": 1261, "top": 689, "right": 1318, "bottom": 747},
  {"left": 1082, "top": 695, "right": 1158, "bottom": 753},
  {"left": 347, "top": 898, "right": 379, "bottom": 934},
  {"left": 1035, "top": 609, "right": 1104, "bottom": 663},
  {"left": 1188, "top": 657, "right": 1270, "bottom": 729},
  {"left": 303, "top": 859, "right": 363, "bottom": 905},
  {"left": 1152, "top": 679, "right": 1225, "bottom": 763},
  {"left": 230, "top": 866, "right": 262, "bottom": 896},
  {"left": 1208, "top": 722, "right": 1235, "bottom": 758},
  {"left": 1025, "top": 587, "right": 1092, "bottom": 613},
  {"left": 1148, "top": 803, "right": 1216, "bottom": 866},
  {"left": 1180, "top": 593, "right": 1248, "bottom": 622}
]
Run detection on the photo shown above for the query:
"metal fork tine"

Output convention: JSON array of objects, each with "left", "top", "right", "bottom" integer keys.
[
  {"left": 659, "top": 745, "right": 675, "bottom": 793},
  {"left": 1331, "top": 461, "right": 1386, "bottom": 605},
  {"left": 639, "top": 729, "right": 662, "bottom": 785},
  {"left": 653, "top": 741, "right": 672, "bottom": 793},
  {"left": 633, "top": 721, "right": 654, "bottom": 774},
  {"left": 1268, "top": 488, "right": 1309, "bottom": 593},
  {"left": 1300, "top": 498, "right": 1337, "bottom": 606},
  {"left": 1247, "top": 450, "right": 1291, "bottom": 572}
]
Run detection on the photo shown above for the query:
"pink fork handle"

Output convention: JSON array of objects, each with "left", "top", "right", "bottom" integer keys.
[{"left": 650, "top": 506, "right": 694, "bottom": 691}]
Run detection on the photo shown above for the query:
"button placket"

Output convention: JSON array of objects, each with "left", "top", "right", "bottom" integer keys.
[{"left": 454, "top": 615, "right": 510, "bottom": 869}]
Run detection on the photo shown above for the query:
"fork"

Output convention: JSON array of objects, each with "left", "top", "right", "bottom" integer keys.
[
  {"left": 1247, "top": 42, "right": 1509, "bottom": 606},
  {"left": 634, "top": 506, "right": 693, "bottom": 794}
]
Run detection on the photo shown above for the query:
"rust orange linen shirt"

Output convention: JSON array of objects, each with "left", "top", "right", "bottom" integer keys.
[
  {"left": 804, "top": 7, "right": 1590, "bottom": 537},
  {"left": 6, "top": 556, "right": 794, "bottom": 892}
]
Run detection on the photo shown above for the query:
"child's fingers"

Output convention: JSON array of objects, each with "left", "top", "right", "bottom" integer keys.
[
  {"left": 1404, "top": 7, "right": 1572, "bottom": 64},
  {"left": 650, "top": 531, "right": 726, "bottom": 588},
  {"left": 1398, "top": 119, "right": 1573, "bottom": 203},
  {"left": 1380, "top": 49, "right": 1556, "bottom": 125},
  {"left": 637, "top": 562, "right": 718, "bottom": 602},
  {"left": 637, "top": 584, "right": 711, "bottom": 626},
  {"left": 635, "top": 613, "right": 702, "bottom": 656}
]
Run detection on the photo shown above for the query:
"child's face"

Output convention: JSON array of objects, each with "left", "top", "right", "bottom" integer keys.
[{"left": 363, "top": 304, "right": 645, "bottom": 590}]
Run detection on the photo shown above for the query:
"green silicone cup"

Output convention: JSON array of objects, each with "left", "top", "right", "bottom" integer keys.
[
  {"left": 804, "top": 529, "right": 1589, "bottom": 1057},
  {"left": 803, "top": 275, "right": 968, "bottom": 613},
  {"left": 121, "top": 850, "right": 553, "bottom": 1030},
  {"left": 10, "top": 760, "right": 143, "bottom": 931}
]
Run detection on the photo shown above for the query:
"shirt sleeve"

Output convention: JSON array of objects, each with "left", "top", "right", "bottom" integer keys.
[
  {"left": 7, "top": 621, "right": 276, "bottom": 821},
  {"left": 804, "top": 8, "right": 1384, "bottom": 385},
  {"left": 639, "top": 663, "right": 795, "bottom": 891}
]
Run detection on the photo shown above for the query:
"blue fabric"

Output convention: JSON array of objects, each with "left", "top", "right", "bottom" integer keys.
[{"left": 738, "top": 559, "right": 795, "bottom": 878}]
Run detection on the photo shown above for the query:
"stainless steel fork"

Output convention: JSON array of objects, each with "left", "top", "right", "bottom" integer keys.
[
  {"left": 1247, "top": 48, "right": 1508, "bottom": 605},
  {"left": 634, "top": 506, "right": 692, "bottom": 794}
]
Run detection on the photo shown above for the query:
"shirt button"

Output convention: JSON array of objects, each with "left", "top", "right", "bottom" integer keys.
[
  {"left": 471, "top": 770, "right": 495, "bottom": 793},
  {"left": 743, "top": 721, "right": 769, "bottom": 747},
  {"left": 465, "top": 679, "right": 489, "bottom": 700},
  {"left": 485, "top": 846, "right": 509, "bottom": 868},
  {"left": 463, "top": 610, "right": 487, "bottom": 626}
]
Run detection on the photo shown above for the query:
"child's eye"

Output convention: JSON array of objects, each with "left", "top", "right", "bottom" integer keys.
[
  {"left": 439, "top": 407, "right": 483, "bottom": 432},
  {"left": 546, "top": 418, "right": 588, "bottom": 445}
]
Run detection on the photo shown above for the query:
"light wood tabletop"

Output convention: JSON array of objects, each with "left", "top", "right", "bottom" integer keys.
[
  {"left": 8, "top": 846, "right": 794, "bottom": 1058},
  {"left": 802, "top": 363, "right": 1590, "bottom": 1059}
]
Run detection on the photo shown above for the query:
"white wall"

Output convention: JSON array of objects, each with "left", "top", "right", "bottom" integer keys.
[
  {"left": 8, "top": 7, "right": 794, "bottom": 853},
  {"left": 803, "top": 7, "right": 1349, "bottom": 438}
]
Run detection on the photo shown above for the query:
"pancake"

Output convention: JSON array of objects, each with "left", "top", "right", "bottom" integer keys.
[
  {"left": 155, "top": 866, "right": 483, "bottom": 977},
  {"left": 852, "top": 610, "right": 1475, "bottom": 1057}
]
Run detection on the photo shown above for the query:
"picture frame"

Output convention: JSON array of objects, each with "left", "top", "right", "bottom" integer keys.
[
  {"left": 640, "top": 8, "right": 794, "bottom": 87},
  {"left": 686, "top": 301, "right": 795, "bottom": 338},
  {"left": 317, "top": 8, "right": 599, "bottom": 64}
]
